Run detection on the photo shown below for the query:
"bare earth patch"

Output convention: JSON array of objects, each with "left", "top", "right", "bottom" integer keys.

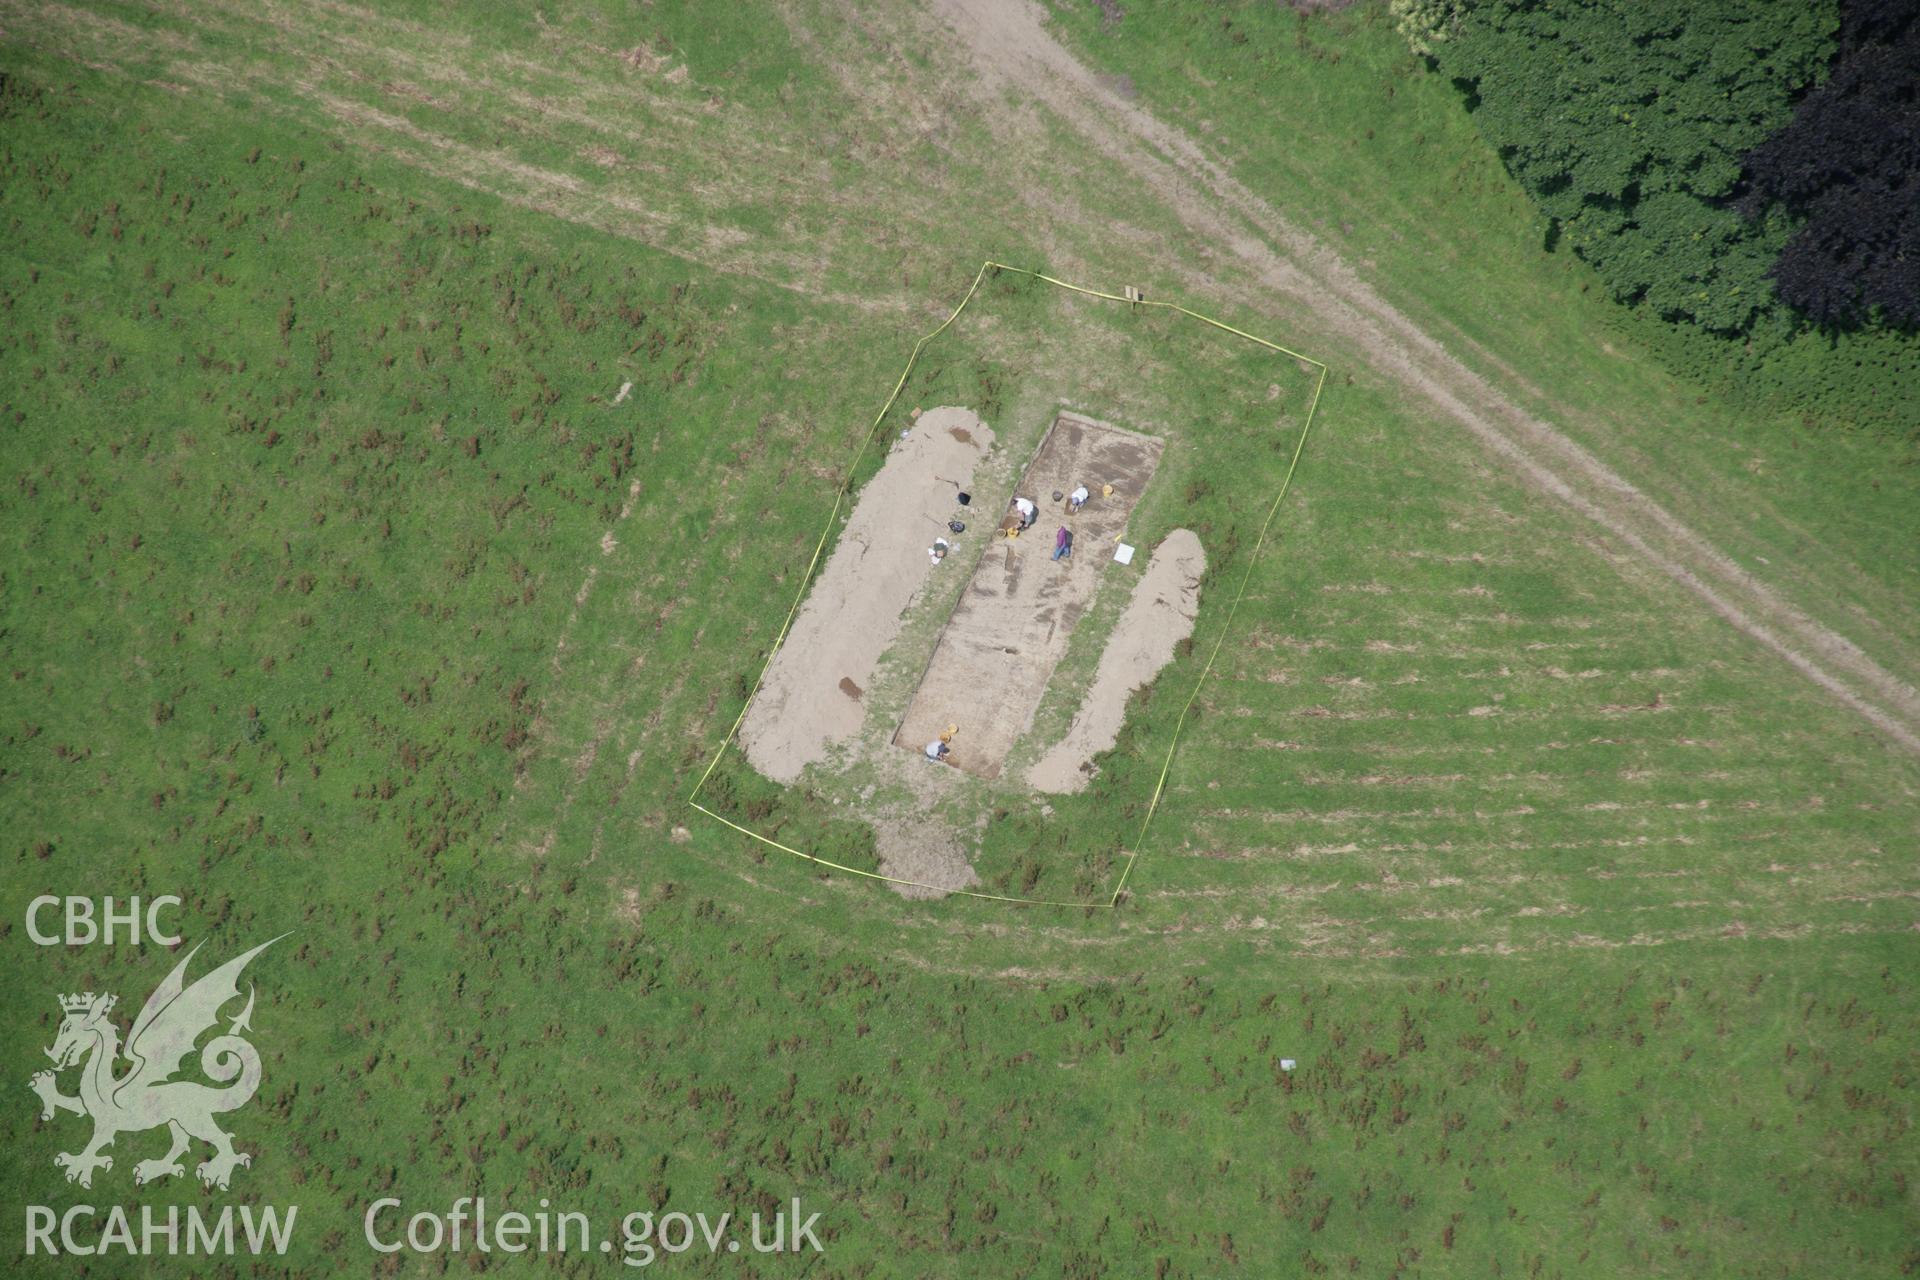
[
  {"left": 874, "top": 813, "right": 984, "bottom": 899},
  {"left": 1029, "top": 528, "right": 1205, "bottom": 793},
  {"left": 740, "top": 407, "right": 993, "bottom": 783}
]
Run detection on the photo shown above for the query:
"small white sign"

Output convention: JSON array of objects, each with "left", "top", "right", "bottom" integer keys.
[{"left": 1113, "top": 542, "right": 1135, "bottom": 566}]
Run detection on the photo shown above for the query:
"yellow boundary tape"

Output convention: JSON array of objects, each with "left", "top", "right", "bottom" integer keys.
[{"left": 687, "top": 261, "right": 1328, "bottom": 908}]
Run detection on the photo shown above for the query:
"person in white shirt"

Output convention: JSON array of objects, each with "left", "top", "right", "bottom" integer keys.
[
  {"left": 924, "top": 739, "right": 951, "bottom": 763},
  {"left": 1067, "top": 484, "right": 1090, "bottom": 513},
  {"left": 929, "top": 537, "right": 949, "bottom": 565},
  {"left": 1011, "top": 496, "right": 1037, "bottom": 529}
]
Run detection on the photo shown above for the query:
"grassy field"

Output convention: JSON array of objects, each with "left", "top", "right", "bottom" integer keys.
[{"left": 3, "top": 1, "right": 1915, "bottom": 1276}]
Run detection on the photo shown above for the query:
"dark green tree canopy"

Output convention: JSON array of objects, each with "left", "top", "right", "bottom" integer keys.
[
  {"left": 1737, "top": 0, "right": 1920, "bottom": 329},
  {"left": 1437, "top": 0, "right": 1837, "bottom": 331}
]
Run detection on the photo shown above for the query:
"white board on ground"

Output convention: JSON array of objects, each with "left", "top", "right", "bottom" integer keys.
[
  {"left": 739, "top": 407, "right": 993, "bottom": 783},
  {"left": 1026, "top": 528, "right": 1206, "bottom": 794}
]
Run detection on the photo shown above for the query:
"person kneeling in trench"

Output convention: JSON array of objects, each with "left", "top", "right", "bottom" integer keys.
[
  {"left": 1011, "top": 496, "right": 1038, "bottom": 530},
  {"left": 924, "top": 738, "right": 952, "bottom": 764},
  {"left": 1051, "top": 526, "right": 1073, "bottom": 561}
]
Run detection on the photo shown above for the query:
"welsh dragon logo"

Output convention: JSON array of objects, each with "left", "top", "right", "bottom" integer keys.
[{"left": 30, "top": 936, "right": 282, "bottom": 1190}]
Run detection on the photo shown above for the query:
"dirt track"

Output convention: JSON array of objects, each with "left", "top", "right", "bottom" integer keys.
[
  {"left": 930, "top": 0, "right": 1920, "bottom": 757},
  {"left": 894, "top": 413, "right": 1162, "bottom": 777}
]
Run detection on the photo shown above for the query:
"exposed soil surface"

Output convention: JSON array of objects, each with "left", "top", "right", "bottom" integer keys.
[
  {"left": 874, "top": 813, "right": 984, "bottom": 899},
  {"left": 741, "top": 407, "right": 993, "bottom": 782},
  {"left": 892, "top": 413, "right": 1163, "bottom": 777},
  {"left": 1028, "top": 529, "right": 1205, "bottom": 793}
]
